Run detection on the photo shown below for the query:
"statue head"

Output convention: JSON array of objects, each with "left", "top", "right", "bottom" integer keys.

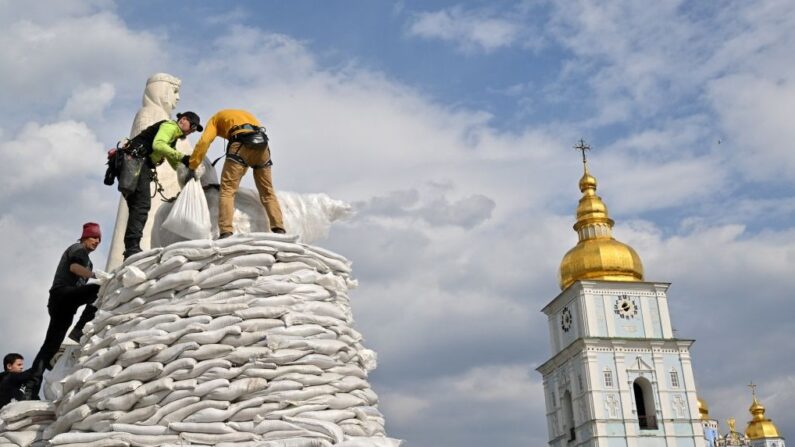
[{"left": 141, "top": 72, "right": 182, "bottom": 115}]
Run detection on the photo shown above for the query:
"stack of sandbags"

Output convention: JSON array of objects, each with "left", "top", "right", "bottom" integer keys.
[
  {"left": 49, "top": 233, "right": 401, "bottom": 447},
  {"left": 0, "top": 401, "right": 55, "bottom": 447}
]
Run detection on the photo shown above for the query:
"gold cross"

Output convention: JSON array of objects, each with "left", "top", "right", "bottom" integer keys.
[
  {"left": 574, "top": 139, "right": 591, "bottom": 165},
  {"left": 748, "top": 381, "right": 757, "bottom": 398}
]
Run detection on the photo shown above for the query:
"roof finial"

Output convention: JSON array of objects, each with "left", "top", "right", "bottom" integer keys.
[
  {"left": 574, "top": 138, "right": 591, "bottom": 173},
  {"left": 748, "top": 381, "right": 758, "bottom": 399}
]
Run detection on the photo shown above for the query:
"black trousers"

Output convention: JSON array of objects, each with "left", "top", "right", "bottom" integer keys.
[
  {"left": 123, "top": 164, "right": 153, "bottom": 258},
  {"left": 27, "top": 284, "right": 99, "bottom": 398}
]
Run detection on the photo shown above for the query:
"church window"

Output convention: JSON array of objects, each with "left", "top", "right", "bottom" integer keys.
[
  {"left": 550, "top": 390, "right": 556, "bottom": 406},
  {"left": 633, "top": 377, "right": 657, "bottom": 430},
  {"left": 577, "top": 374, "right": 583, "bottom": 391},
  {"left": 669, "top": 370, "right": 680, "bottom": 388},
  {"left": 603, "top": 369, "right": 614, "bottom": 388},
  {"left": 562, "top": 390, "right": 576, "bottom": 441}
]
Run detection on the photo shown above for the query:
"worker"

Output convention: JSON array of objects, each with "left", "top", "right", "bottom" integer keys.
[
  {"left": 0, "top": 354, "right": 35, "bottom": 408},
  {"left": 187, "top": 109, "right": 285, "bottom": 238},
  {"left": 121, "top": 111, "right": 203, "bottom": 258},
  {"left": 25, "top": 222, "right": 103, "bottom": 398}
]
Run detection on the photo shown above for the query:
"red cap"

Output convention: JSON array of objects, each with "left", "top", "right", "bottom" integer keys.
[{"left": 81, "top": 222, "right": 101, "bottom": 241}]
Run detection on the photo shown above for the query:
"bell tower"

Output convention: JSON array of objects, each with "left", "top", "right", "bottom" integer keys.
[{"left": 537, "top": 141, "right": 706, "bottom": 447}]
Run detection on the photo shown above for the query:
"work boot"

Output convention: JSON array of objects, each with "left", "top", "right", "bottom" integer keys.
[{"left": 219, "top": 232, "right": 233, "bottom": 239}]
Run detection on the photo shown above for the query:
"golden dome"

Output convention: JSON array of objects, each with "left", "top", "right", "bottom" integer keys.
[
  {"left": 698, "top": 397, "right": 710, "bottom": 420},
  {"left": 559, "top": 163, "right": 644, "bottom": 290},
  {"left": 745, "top": 396, "right": 781, "bottom": 440}
]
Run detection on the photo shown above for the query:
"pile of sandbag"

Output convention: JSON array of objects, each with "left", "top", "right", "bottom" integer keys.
[
  {"left": 0, "top": 401, "right": 55, "bottom": 447},
  {"left": 34, "top": 233, "right": 400, "bottom": 447}
]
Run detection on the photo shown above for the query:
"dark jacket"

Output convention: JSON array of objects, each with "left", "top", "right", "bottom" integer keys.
[{"left": 0, "top": 369, "right": 34, "bottom": 408}]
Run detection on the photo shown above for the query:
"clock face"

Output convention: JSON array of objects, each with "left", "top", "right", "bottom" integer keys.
[
  {"left": 561, "top": 306, "right": 573, "bottom": 332},
  {"left": 614, "top": 295, "right": 638, "bottom": 319}
]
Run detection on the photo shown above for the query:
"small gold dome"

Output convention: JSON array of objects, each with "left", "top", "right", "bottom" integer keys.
[
  {"left": 745, "top": 397, "right": 781, "bottom": 440},
  {"left": 698, "top": 397, "right": 710, "bottom": 420},
  {"left": 559, "top": 165, "right": 644, "bottom": 290}
]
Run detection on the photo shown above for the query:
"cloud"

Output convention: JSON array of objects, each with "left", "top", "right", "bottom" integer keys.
[
  {"left": 59, "top": 83, "right": 116, "bottom": 121},
  {"left": 406, "top": 6, "right": 522, "bottom": 53}
]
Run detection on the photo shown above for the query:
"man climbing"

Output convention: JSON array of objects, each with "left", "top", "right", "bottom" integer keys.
[
  {"left": 121, "top": 111, "right": 203, "bottom": 258},
  {"left": 187, "top": 109, "right": 285, "bottom": 238},
  {"left": 25, "top": 223, "right": 103, "bottom": 398},
  {"left": 0, "top": 354, "right": 35, "bottom": 408}
]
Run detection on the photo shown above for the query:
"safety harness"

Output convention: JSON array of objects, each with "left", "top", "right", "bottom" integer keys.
[{"left": 210, "top": 124, "right": 273, "bottom": 170}]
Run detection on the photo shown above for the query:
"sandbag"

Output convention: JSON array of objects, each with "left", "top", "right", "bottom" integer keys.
[{"left": 162, "top": 178, "right": 211, "bottom": 240}]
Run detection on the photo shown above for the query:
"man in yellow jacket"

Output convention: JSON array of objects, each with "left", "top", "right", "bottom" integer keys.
[{"left": 188, "top": 109, "right": 285, "bottom": 237}]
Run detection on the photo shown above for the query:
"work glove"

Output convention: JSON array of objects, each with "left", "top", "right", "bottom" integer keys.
[{"left": 181, "top": 155, "right": 190, "bottom": 167}]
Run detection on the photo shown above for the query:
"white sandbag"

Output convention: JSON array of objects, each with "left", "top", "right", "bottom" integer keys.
[
  {"left": 204, "top": 315, "right": 244, "bottom": 330},
  {"left": 221, "top": 277, "right": 258, "bottom": 290},
  {"left": 160, "top": 358, "right": 197, "bottom": 377},
  {"left": 168, "top": 421, "right": 233, "bottom": 434},
  {"left": 200, "top": 366, "right": 244, "bottom": 381},
  {"left": 359, "top": 349, "right": 378, "bottom": 371},
  {"left": 4, "top": 415, "right": 53, "bottom": 431},
  {"left": 99, "top": 390, "right": 141, "bottom": 411},
  {"left": 336, "top": 437, "right": 402, "bottom": 447},
  {"left": 140, "top": 396, "right": 200, "bottom": 425},
  {"left": 145, "top": 269, "right": 198, "bottom": 296},
  {"left": 254, "top": 419, "right": 302, "bottom": 434},
  {"left": 268, "top": 324, "right": 331, "bottom": 338},
  {"left": 277, "top": 373, "right": 338, "bottom": 387},
  {"left": 197, "top": 266, "right": 261, "bottom": 289},
  {"left": 180, "top": 344, "right": 235, "bottom": 361},
  {"left": 220, "top": 331, "right": 268, "bottom": 347},
  {"left": 223, "top": 347, "right": 272, "bottom": 365},
  {"left": 327, "top": 365, "right": 367, "bottom": 380},
  {"left": 294, "top": 302, "right": 349, "bottom": 321},
  {"left": 117, "top": 344, "right": 166, "bottom": 367},
  {"left": 222, "top": 253, "right": 276, "bottom": 268},
  {"left": 229, "top": 402, "right": 287, "bottom": 422},
  {"left": 179, "top": 325, "right": 241, "bottom": 345},
  {"left": 291, "top": 354, "right": 340, "bottom": 370},
  {"left": 246, "top": 279, "right": 299, "bottom": 295},
  {"left": 110, "top": 362, "right": 164, "bottom": 385},
  {"left": 82, "top": 342, "right": 135, "bottom": 370},
  {"left": 237, "top": 319, "right": 284, "bottom": 332},
  {"left": 146, "top": 255, "right": 188, "bottom": 279},
  {"left": 137, "top": 325, "right": 202, "bottom": 345},
  {"left": 284, "top": 312, "right": 344, "bottom": 328},
  {"left": 187, "top": 302, "right": 248, "bottom": 317},
  {"left": 44, "top": 404, "right": 91, "bottom": 437},
  {"left": 161, "top": 400, "right": 230, "bottom": 424},
  {"left": 121, "top": 266, "right": 148, "bottom": 288},
  {"left": 151, "top": 341, "right": 200, "bottom": 363},
  {"left": 171, "top": 358, "right": 231, "bottom": 380},
  {"left": 192, "top": 379, "right": 230, "bottom": 397},
  {"left": 161, "top": 246, "right": 217, "bottom": 262},
  {"left": 285, "top": 415, "right": 346, "bottom": 443},
  {"left": 133, "top": 377, "right": 175, "bottom": 398},
  {"left": 54, "top": 440, "right": 130, "bottom": 447},
  {"left": 3, "top": 430, "right": 43, "bottom": 446},
  {"left": 261, "top": 430, "right": 327, "bottom": 441},
  {"left": 295, "top": 410, "right": 356, "bottom": 424},
  {"left": 162, "top": 178, "right": 212, "bottom": 240},
  {"left": 157, "top": 315, "right": 212, "bottom": 332},
  {"left": 249, "top": 295, "right": 300, "bottom": 308},
  {"left": 265, "top": 379, "right": 304, "bottom": 392},
  {"left": 88, "top": 380, "right": 142, "bottom": 404},
  {"left": 0, "top": 400, "right": 55, "bottom": 422},
  {"left": 110, "top": 423, "right": 172, "bottom": 436},
  {"left": 57, "top": 382, "right": 104, "bottom": 416},
  {"left": 206, "top": 378, "right": 268, "bottom": 401},
  {"left": 115, "top": 405, "right": 158, "bottom": 424},
  {"left": 270, "top": 262, "right": 314, "bottom": 276},
  {"left": 156, "top": 389, "right": 193, "bottom": 407},
  {"left": 50, "top": 432, "right": 112, "bottom": 445},
  {"left": 193, "top": 263, "right": 236, "bottom": 284},
  {"left": 268, "top": 339, "right": 350, "bottom": 357},
  {"left": 234, "top": 307, "right": 288, "bottom": 320},
  {"left": 179, "top": 431, "right": 259, "bottom": 444},
  {"left": 166, "top": 238, "right": 215, "bottom": 250}
]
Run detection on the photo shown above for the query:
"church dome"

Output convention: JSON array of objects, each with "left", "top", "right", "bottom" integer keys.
[
  {"left": 698, "top": 397, "right": 710, "bottom": 420},
  {"left": 745, "top": 396, "right": 781, "bottom": 440},
  {"left": 559, "top": 161, "right": 644, "bottom": 290}
]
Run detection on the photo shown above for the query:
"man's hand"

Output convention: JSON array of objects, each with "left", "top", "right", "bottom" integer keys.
[{"left": 181, "top": 155, "right": 190, "bottom": 167}]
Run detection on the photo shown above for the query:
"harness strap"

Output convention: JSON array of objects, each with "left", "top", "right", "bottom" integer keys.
[{"left": 214, "top": 142, "right": 273, "bottom": 169}]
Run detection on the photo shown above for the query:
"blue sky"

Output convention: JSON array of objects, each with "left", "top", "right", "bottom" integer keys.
[{"left": 1, "top": 1, "right": 795, "bottom": 446}]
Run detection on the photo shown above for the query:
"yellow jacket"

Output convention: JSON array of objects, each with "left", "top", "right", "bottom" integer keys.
[{"left": 189, "top": 109, "right": 262, "bottom": 169}]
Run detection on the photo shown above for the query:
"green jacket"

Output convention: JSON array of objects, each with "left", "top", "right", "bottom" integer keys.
[{"left": 150, "top": 121, "right": 186, "bottom": 169}]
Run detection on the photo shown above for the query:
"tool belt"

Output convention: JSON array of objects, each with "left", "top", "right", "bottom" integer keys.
[{"left": 229, "top": 123, "right": 269, "bottom": 149}]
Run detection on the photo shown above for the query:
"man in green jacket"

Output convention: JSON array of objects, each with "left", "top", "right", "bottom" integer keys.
[{"left": 122, "top": 111, "right": 203, "bottom": 258}]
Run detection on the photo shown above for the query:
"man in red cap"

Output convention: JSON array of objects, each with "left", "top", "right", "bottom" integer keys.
[{"left": 25, "top": 222, "right": 102, "bottom": 398}]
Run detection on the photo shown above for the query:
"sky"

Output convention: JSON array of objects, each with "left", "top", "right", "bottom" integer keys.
[{"left": 1, "top": 1, "right": 794, "bottom": 445}]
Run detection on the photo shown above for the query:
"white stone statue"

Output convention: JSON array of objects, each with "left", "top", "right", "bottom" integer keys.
[{"left": 106, "top": 73, "right": 191, "bottom": 270}]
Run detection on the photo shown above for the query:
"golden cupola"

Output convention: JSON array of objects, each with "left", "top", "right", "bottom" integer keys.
[
  {"left": 745, "top": 393, "right": 781, "bottom": 440},
  {"left": 558, "top": 141, "right": 644, "bottom": 290},
  {"left": 697, "top": 397, "right": 711, "bottom": 421}
]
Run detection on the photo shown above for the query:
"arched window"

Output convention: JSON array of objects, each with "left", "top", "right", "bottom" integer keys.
[
  {"left": 562, "top": 390, "right": 576, "bottom": 441},
  {"left": 633, "top": 377, "right": 657, "bottom": 430}
]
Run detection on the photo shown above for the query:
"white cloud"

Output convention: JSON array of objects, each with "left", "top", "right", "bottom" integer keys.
[
  {"left": 406, "top": 6, "right": 521, "bottom": 53},
  {"left": 59, "top": 83, "right": 116, "bottom": 121}
]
